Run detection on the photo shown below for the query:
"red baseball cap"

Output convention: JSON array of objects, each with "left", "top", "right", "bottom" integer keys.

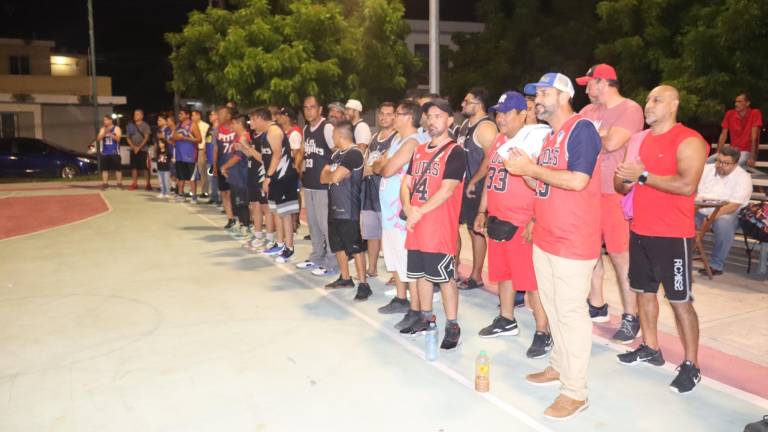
[{"left": 575, "top": 64, "right": 617, "bottom": 86}]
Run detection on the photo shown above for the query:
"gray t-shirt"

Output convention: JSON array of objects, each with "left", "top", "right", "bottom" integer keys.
[{"left": 127, "top": 122, "right": 151, "bottom": 148}]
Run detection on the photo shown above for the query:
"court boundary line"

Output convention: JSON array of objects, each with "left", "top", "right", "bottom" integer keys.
[{"left": 183, "top": 203, "right": 768, "bottom": 414}]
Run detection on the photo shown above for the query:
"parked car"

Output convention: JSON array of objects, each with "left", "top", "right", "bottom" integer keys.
[{"left": 0, "top": 137, "right": 98, "bottom": 179}]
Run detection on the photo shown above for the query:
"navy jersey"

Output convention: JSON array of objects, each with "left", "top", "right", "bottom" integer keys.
[
  {"left": 361, "top": 130, "right": 397, "bottom": 211},
  {"left": 302, "top": 119, "right": 333, "bottom": 190}
]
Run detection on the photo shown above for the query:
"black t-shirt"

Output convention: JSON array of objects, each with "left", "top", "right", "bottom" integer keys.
[
  {"left": 329, "top": 147, "right": 365, "bottom": 220},
  {"left": 156, "top": 147, "right": 170, "bottom": 171}
]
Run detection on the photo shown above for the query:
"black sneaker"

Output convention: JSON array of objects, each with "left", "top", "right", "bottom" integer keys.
[
  {"left": 478, "top": 316, "right": 520, "bottom": 338},
  {"left": 440, "top": 322, "right": 461, "bottom": 351},
  {"left": 303, "top": 234, "right": 311, "bottom": 241},
  {"left": 378, "top": 297, "right": 410, "bottom": 314},
  {"left": 612, "top": 313, "right": 640, "bottom": 344},
  {"left": 588, "top": 301, "right": 609, "bottom": 323},
  {"left": 224, "top": 219, "right": 236, "bottom": 230},
  {"left": 274, "top": 247, "right": 294, "bottom": 264},
  {"left": 670, "top": 361, "right": 701, "bottom": 394},
  {"left": 526, "top": 331, "right": 553, "bottom": 359},
  {"left": 458, "top": 277, "right": 483, "bottom": 290},
  {"left": 394, "top": 309, "right": 420, "bottom": 330},
  {"left": 617, "top": 344, "right": 665, "bottom": 366},
  {"left": 697, "top": 268, "right": 723, "bottom": 276},
  {"left": 514, "top": 291, "right": 526, "bottom": 308},
  {"left": 324, "top": 276, "right": 354, "bottom": 289},
  {"left": 400, "top": 316, "right": 430, "bottom": 337},
  {"left": 353, "top": 283, "right": 372, "bottom": 301}
]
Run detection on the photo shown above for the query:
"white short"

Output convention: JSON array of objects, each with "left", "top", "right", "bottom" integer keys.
[{"left": 382, "top": 228, "right": 412, "bottom": 282}]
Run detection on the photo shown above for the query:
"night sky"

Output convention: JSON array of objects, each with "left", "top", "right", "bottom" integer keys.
[{"left": 1, "top": 0, "right": 477, "bottom": 112}]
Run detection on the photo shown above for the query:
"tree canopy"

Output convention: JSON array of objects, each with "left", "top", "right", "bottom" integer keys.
[{"left": 166, "top": 0, "right": 418, "bottom": 108}]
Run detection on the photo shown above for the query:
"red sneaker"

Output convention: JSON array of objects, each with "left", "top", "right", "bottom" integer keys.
[
  {"left": 145, "top": 184, "right": 152, "bottom": 191},
  {"left": 128, "top": 183, "right": 138, "bottom": 191}
]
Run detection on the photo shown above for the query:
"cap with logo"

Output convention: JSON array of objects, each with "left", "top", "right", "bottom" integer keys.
[
  {"left": 524, "top": 73, "right": 575, "bottom": 98},
  {"left": 328, "top": 101, "right": 345, "bottom": 112},
  {"left": 575, "top": 64, "right": 617, "bottom": 86},
  {"left": 489, "top": 91, "right": 527, "bottom": 114},
  {"left": 421, "top": 98, "right": 454, "bottom": 116},
  {"left": 345, "top": 99, "right": 363, "bottom": 112}
]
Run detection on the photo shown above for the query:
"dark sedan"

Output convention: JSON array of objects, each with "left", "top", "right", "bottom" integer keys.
[{"left": 0, "top": 137, "right": 98, "bottom": 179}]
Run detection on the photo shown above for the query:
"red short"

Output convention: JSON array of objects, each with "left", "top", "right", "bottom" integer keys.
[
  {"left": 487, "top": 231, "right": 537, "bottom": 291},
  {"left": 601, "top": 193, "right": 630, "bottom": 254}
]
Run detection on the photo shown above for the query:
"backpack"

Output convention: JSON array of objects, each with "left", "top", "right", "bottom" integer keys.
[{"left": 738, "top": 202, "right": 768, "bottom": 243}]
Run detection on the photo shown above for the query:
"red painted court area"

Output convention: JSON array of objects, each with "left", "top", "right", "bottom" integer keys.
[{"left": 0, "top": 193, "right": 109, "bottom": 240}]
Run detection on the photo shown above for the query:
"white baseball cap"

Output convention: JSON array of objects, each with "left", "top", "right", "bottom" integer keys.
[{"left": 345, "top": 99, "right": 363, "bottom": 112}]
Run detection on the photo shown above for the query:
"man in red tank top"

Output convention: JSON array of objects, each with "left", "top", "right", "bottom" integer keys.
[
  {"left": 505, "top": 73, "right": 602, "bottom": 420},
  {"left": 614, "top": 85, "right": 707, "bottom": 394},
  {"left": 399, "top": 98, "right": 467, "bottom": 353}
]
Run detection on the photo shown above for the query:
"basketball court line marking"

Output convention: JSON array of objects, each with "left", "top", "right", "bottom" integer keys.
[
  {"left": 182, "top": 202, "right": 554, "bottom": 432},
  {"left": 183, "top": 203, "right": 768, "bottom": 414},
  {"left": 0, "top": 192, "right": 112, "bottom": 243}
]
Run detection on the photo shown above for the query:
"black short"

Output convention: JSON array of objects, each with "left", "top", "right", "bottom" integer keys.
[
  {"left": 328, "top": 218, "right": 366, "bottom": 257},
  {"left": 217, "top": 170, "right": 231, "bottom": 191},
  {"left": 249, "top": 184, "right": 267, "bottom": 204},
  {"left": 268, "top": 177, "right": 300, "bottom": 215},
  {"left": 130, "top": 151, "right": 148, "bottom": 170},
  {"left": 459, "top": 179, "right": 484, "bottom": 225},
  {"left": 407, "top": 250, "right": 456, "bottom": 283},
  {"left": 100, "top": 154, "right": 121, "bottom": 172},
  {"left": 175, "top": 161, "right": 197, "bottom": 181},
  {"left": 629, "top": 232, "right": 694, "bottom": 303}
]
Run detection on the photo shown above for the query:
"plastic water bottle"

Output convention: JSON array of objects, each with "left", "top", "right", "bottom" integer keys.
[
  {"left": 475, "top": 351, "right": 490, "bottom": 392},
  {"left": 425, "top": 321, "right": 438, "bottom": 361}
]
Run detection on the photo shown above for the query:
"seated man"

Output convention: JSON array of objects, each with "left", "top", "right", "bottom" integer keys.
[{"left": 696, "top": 145, "right": 753, "bottom": 275}]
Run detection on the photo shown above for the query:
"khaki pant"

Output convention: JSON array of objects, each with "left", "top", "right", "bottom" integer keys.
[
  {"left": 197, "top": 149, "right": 208, "bottom": 194},
  {"left": 532, "top": 244, "right": 596, "bottom": 401}
]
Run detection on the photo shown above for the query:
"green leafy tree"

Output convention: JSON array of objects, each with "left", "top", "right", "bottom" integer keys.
[
  {"left": 442, "top": 0, "right": 599, "bottom": 107},
  {"left": 166, "top": 0, "right": 417, "bottom": 108},
  {"left": 595, "top": 0, "right": 768, "bottom": 123}
]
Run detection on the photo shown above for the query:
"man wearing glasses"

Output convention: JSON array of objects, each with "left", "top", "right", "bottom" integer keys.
[{"left": 695, "top": 144, "right": 753, "bottom": 276}]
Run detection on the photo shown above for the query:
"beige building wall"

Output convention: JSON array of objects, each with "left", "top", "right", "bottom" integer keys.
[
  {"left": 0, "top": 39, "right": 53, "bottom": 75},
  {"left": 0, "top": 75, "right": 113, "bottom": 97}
]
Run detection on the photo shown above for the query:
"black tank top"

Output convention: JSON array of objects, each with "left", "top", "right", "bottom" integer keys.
[
  {"left": 361, "top": 130, "right": 397, "bottom": 211},
  {"left": 270, "top": 124, "right": 297, "bottom": 181},
  {"left": 457, "top": 116, "right": 494, "bottom": 178},
  {"left": 302, "top": 119, "right": 333, "bottom": 190}
]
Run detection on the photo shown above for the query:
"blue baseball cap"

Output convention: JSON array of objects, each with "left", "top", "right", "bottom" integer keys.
[
  {"left": 489, "top": 91, "right": 527, "bottom": 114},
  {"left": 524, "top": 72, "right": 575, "bottom": 98}
]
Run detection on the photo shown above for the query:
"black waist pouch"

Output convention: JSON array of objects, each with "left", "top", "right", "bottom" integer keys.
[{"left": 486, "top": 216, "right": 518, "bottom": 242}]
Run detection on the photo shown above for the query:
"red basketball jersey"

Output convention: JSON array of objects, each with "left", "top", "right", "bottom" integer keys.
[
  {"left": 486, "top": 133, "right": 536, "bottom": 227},
  {"left": 533, "top": 115, "right": 602, "bottom": 260},
  {"left": 405, "top": 140, "right": 464, "bottom": 254}
]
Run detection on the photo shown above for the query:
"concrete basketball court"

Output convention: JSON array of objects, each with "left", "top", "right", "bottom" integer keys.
[{"left": 0, "top": 182, "right": 765, "bottom": 431}]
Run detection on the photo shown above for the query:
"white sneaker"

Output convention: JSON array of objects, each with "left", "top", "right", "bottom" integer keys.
[
  {"left": 296, "top": 260, "right": 316, "bottom": 270},
  {"left": 311, "top": 266, "right": 338, "bottom": 277},
  {"left": 156, "top": 193, "right": 165, "bottom": 198}
]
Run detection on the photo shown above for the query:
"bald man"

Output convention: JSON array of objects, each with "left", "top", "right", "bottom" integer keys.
[{"left": 614, "top": 85, "right": 707, "bottom": 394}]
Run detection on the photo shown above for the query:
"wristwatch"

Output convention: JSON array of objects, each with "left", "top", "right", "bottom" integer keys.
[{"left": 637, "top": 170, "right": 649, "bottom": 185}]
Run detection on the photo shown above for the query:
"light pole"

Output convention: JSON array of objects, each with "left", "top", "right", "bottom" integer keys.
[
  {"left": 87, "top": 0, "right": 100, "bottom": 171},
  {"left": 429, "top": 0, "right": 439, "bottom": 95}
]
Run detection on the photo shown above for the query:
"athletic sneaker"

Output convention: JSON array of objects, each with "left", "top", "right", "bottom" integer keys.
[
  {"left": 399, "top": 316, "right": 431, "bottom": 337},
  {"left": 617, "top": 344, "right": 665, "bottom": 366},
  {"left": 261, "top": 242, "right": 284, "bottom": 256},
  {"left": 458, "top": 278, "right": 483, "bottom": 290},
  {"left": 526, "top": 331, "right": 553, "bottom": 359},
  {"left": 224, "top": 219, "right": 236, "bottom": 230},
  {"left": 295, "top": 260, "right": 316, "bottom": 270},
  {"left": 311, "top": 266, "right": 338, "bottom": 277},
  {"left": 478, "top": 316, "right": 520, "bottom": 338},
  {"left": 303, "top": 234, "right": 311, "bottom": 241},
  {"left": 175, "top": 195, "right": 185, "bottom": 203},
  {"left": 324, "top": 276, "right": 354, "bottom": 289},
  {"left": 377, "top": 297, "right": 410, "bottom": 314},
  {"left": 394, "top": 309, "right": 420, "bottom": 330},
  {"left": 588, "top": 301, "right": 609, "bottom": 323},
  {"left": 156, "top": 193, "right": 165, "bottom": 198},
  {"left": 669, "top": 361, "right": 701, "bottom": 394},
  {"left": 440, "top": 322, "right": 461, "bottom": 351},
  {"left": 353, "top": 283, "right": 373, "bottom": 301},
  {"left": 243, "top": 238, "right": 264, "bottom": 251},
  {"left": 612, "top": 313, "right": 640, "bottom": 344},
  {"left": 229, "top": 226, "right": 248, "bottom": 240},
  {"left": 191, "top": 196, "right": 198, "bottom": 204},
  {"left": 514, "top": 291, "right": 526, "bottom": 308},
  {"left": 274, "top": 247, "right": 294, "bottom": 263}
]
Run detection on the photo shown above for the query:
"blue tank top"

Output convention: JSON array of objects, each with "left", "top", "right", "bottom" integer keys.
[
  {"left": 379, "top": 132, "right": 427, "bottom": 231},
  {"left": 101, "top": 127, "right": 119, "bottom": 155}
]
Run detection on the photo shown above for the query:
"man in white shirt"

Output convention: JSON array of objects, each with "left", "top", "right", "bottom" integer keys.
[
  {"left": 696, "top": 144, "right": 753, "bottom": 275},
  {"left": 345, "top": 99, "right": 372, "bottom": 150}
]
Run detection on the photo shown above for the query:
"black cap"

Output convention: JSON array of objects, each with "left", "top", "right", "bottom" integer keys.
[
  {"left": 279, "top": 106, "right": 297, "bottom": 120},
  {"left": 421, "top": 98, "right": 453, "bottom": 116}
]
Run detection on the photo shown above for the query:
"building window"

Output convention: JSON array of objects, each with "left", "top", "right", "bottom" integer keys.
[
  {"left": 0, "top": 113, "right": 18, "bottom": 139},
  {"left": 9, "top": 56, "right": 30, "bottom": 75}
]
